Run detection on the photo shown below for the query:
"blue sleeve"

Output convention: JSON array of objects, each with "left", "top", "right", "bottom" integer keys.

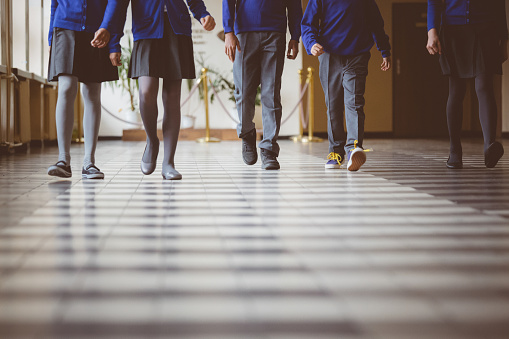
[
  {"left": 366, "top": 0, "right": 391, "bottom": 58},
  {"left": 427, "top": 0, "right": 443, "bottom": 32},
  {"left": 186, "top": 0, "right": 210, "bottom": 22},
  {"left": 100, "top": 0, "right": 122, "bottom": 33},
  {"left": 301, "top": 0, "right": 321, "bottom": 55},
  {"left": 287, "top": 0, "right": 303, "bottom": 42},
  {"left": 222, "top": 0, "right": 236, "bottom": 34},
  {"left": 48, "top": 0, "right": 58, "bottom": 46},
  {"left": 107, "top": 0, "right": 130, "bottom": 53}
]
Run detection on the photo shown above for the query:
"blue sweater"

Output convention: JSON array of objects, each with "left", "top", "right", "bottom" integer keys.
[
  {"left": 428, "top": 0, "right": 508, "bottom": 40},
  {"left": 301, "top": 0, "right": 391, "bottom": 58},
  {"left": 222, "top": 0, "right": 303, "bottom": 41},
  {"left": 49, "top": 0, "right": 122, "bottom": 53},
  {"left": 114, "top": 0, "right": 210, "bottom": 43}
]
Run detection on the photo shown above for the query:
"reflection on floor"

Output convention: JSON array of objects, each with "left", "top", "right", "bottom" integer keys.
[{"left": 1, "top": 139, "right": 509, "bottom": 339}]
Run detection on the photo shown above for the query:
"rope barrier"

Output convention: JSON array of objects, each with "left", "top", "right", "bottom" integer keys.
[
  {"left": 100, "top": 69, "right": 312, "bottom": 134},
  {"left": 100, "top": 77, "right": 202, "bottom": 127}
]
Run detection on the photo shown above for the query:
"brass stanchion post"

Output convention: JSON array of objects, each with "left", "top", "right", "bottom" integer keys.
[
  {"left": 290, "top": 69, "right": 304, "bottom": 142},
  {"left": 75, "top": 83, "right": 84, "bottom": 143},
  {"left": 197, "top": 68, "right": 220, "bottom": 143},
  {"left": 302, "top": 67, "right": 323, "bottom": 143}
]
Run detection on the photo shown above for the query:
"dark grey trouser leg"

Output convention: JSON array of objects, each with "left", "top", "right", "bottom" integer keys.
[
  {"left": 234, "top": 32, "right": 261, "bottom": 139},
  {"left": 343, "top": 52, "right": 370, "bottom": 153},
  {"left": 258, "top": 32, "right": 286, "bottom": 156},
  {"left": 319, "top": 53, "right": 346, "bottom": 155}
]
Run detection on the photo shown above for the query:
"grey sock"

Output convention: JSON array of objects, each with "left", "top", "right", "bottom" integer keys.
[
  {"left": 82, "top": 83, "right": 102, "bottom": 169},
  {"left": 56, "top": 75, "right": 79, "bottom": 165},
  {"left": 138, "top": 76, "right": 161, "bottom": 163}
]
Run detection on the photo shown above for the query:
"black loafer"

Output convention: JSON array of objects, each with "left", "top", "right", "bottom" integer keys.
[
  {"left": 242, "top": 129, "right": 258, "bottom": 165},
  {"left": 48, "top": 161, "right": 72, "bottom": 178},
  {"left": 446, "top": 157, "right": 463, "bottom": 169},
  {"left": 485, "top": 141, "right": 504, "bottom": 168},
  {"left": 82, "top": 165, "right": 105, "bottom": 179},
  {"left": 261, "top": 149, "right": 280, "bottom": 170}
]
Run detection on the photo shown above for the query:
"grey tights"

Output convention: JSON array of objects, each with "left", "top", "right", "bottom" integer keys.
[
  {"left": 56, "top": 75, "right": 101, "bottom": 168},
  {"left": 138, "top": 76, "right": 182, "bottom": 173}
]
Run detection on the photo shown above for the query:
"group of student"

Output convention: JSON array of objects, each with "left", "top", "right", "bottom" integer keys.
[{"left": 46, "top": 0, "right": 508, "bottom": 181}]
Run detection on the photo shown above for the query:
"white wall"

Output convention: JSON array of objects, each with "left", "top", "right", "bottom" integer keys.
[{"left": 99, "top": 1, "right": 302, "bottom": 137}]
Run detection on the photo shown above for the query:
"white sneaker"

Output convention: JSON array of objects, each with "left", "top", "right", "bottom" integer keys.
[{"left": 347, "top": 147, "right": 367, "bottom": 172}]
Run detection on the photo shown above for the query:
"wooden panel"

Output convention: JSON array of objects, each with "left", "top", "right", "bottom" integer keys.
[
  {"left": 29, "top": 80, "right": 42, "bottom": 141},
  {"left": 15, "top": 79, "right": 31, "bottom": 143},
  {"left": 123, "top": 128, "right": 241, "bottom": 141}
]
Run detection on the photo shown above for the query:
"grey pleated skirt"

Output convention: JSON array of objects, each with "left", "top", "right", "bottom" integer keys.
[
  {"left": 48, "top": 27, "right": 119, "bottom": 83},
  {"left": 128, "top": 15, "right": 196, "bottom": 80},
  {"left": 440, "top": 23, "right": 503, "bottom": 78}
]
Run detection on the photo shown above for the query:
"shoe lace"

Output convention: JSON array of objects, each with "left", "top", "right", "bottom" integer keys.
[
  {"left": 349, "top": 140, "right": 373, "bottom": 153},
  {"left": 327, "top": 152, "right": 342, "bottom": 163}
]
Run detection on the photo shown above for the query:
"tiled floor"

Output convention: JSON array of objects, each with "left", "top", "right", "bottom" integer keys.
[{"left": 1, "top": 138, "right": 509, "bottom": 339}]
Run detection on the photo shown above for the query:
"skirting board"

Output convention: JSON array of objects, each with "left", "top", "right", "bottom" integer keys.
[{"left": 123, "top": 129, "right": 243, "bottom": 141}]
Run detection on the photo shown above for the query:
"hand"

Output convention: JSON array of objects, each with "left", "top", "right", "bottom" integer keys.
[
  {"left": 311, "top": 43, "right": 324, "bottom": 57},
  {"left": 91, "top": 28, "right": 110, "bottom": 48},
  {"left": 287, "top": 40, "right": 299, "bottom": 60},
  {"left": 110, "top": 52, "right": 122, "bottom": 67},
  {"left": 381, "top": 57, "right": 391, "bottom": 71},
  {"left": 426, "top": 28, "right": 442, "bottom": 55},
  {"left": 225, "top": 32, "right": 241, "bottom": 63},
  {"left": 501, "top": 40, "right": 508, "bottom": 63},
  {"left": 201, "top": 15, "right": 216, "bottom": 31}
]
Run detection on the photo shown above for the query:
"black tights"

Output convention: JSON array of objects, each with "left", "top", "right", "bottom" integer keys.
[
  {"left": 447, "top": 74, "right": 498, "bottom": 162},
  {"left": 138, "top": 76, "right": 182, "bottom": 172}
]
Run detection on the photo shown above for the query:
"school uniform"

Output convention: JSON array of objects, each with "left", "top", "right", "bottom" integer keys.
[
  {"left": 223, "top": 0, "right": 303, "bottom": 156},
  {"left": 301, "top": 0, "right": 391, "bottom": 155},
  {"left": 428, "top": 0, "right": 508, "bottom": 78},
  {"left": 48, "top": 0, "right": 121, "bottom": 83},
  {"left": 115, "top": 0, "right": 210, "bottom": 80}
]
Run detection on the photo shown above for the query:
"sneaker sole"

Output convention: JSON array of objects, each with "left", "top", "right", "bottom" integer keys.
[
  {"left": 325, "top": 164, "right": 342, "bottom": 169},
  {"left": 347, "top": 151, "right": 366, "bottom": 172},
  {"left": 82, "top": 173, "right": 105, "bottom": 180},
  {"left": 48, "top": 168, "right": 72, "bottom": 178},
  {"left": 485, "top": 142, "right": 504, "bottom": 168}
]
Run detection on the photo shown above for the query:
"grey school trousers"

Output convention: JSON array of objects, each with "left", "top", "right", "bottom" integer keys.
[
  {"left": 319, "top": 52, "right": 371, "bottom": 154},
  {"left": 233, "top": 31, "right": 286, "bottom": 156}
]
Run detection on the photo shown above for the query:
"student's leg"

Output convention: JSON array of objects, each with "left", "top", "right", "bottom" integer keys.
[
  {"left": 447, "top": 76, "right": 467, "bottom": 164},
  {"left": 343, "top": 52, "right": 370, "bottom": 153},
  {"left": 55, "top": 75, "right": 79, "bottom": 165},
  {"left": 475, "top": 74, "right": 497, "bottom": 151},
  {"left": 81, "top": 82, "right": 102, "bottom": 169},
  {"left": 475, "top": 73, "right": 504, "bottom": 167},
  {"left": 138, "top": 76, "right": 160, "bottom": 172},
  {"left": 234, "top": 32, "right": 261, "bottom": 139},
  {"left": 258, "top": 32, "right": 286, "bottom": 156},
  {"left": 319, "top": 53, "right": 346, "bottom": 155},
  {"left": 161, "top": 79, "right": 182, "bottom": 180}
]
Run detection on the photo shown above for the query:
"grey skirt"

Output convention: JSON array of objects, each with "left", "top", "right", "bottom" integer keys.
[
  {"left": 48, "top": 28, "right": 119, "bottom": 83},
  {"left": 128, "top": 15, "right": 196, "bottom": 80},
  {"left": 440, "top": 23, "right": 503, "bottom": 78}
]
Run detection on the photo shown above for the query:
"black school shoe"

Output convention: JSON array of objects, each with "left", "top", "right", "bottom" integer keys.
[
  {"left": 261, "top": 149, "right": 280, "bottom": 170},
  {"left": 242, "top": 129, "right": 258, "bottom": 165},
  {"left": 48, "top": 161, "right": 72, "bottom": 178},
  {"left": 82, "top": 165, "right": 105, "bottom": 179},
  {"left": 446, "top": 156, "right": 463, "bottom": 169},
  {"left": 485, "top": 141, "right": 504, "bottom": 168}
]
